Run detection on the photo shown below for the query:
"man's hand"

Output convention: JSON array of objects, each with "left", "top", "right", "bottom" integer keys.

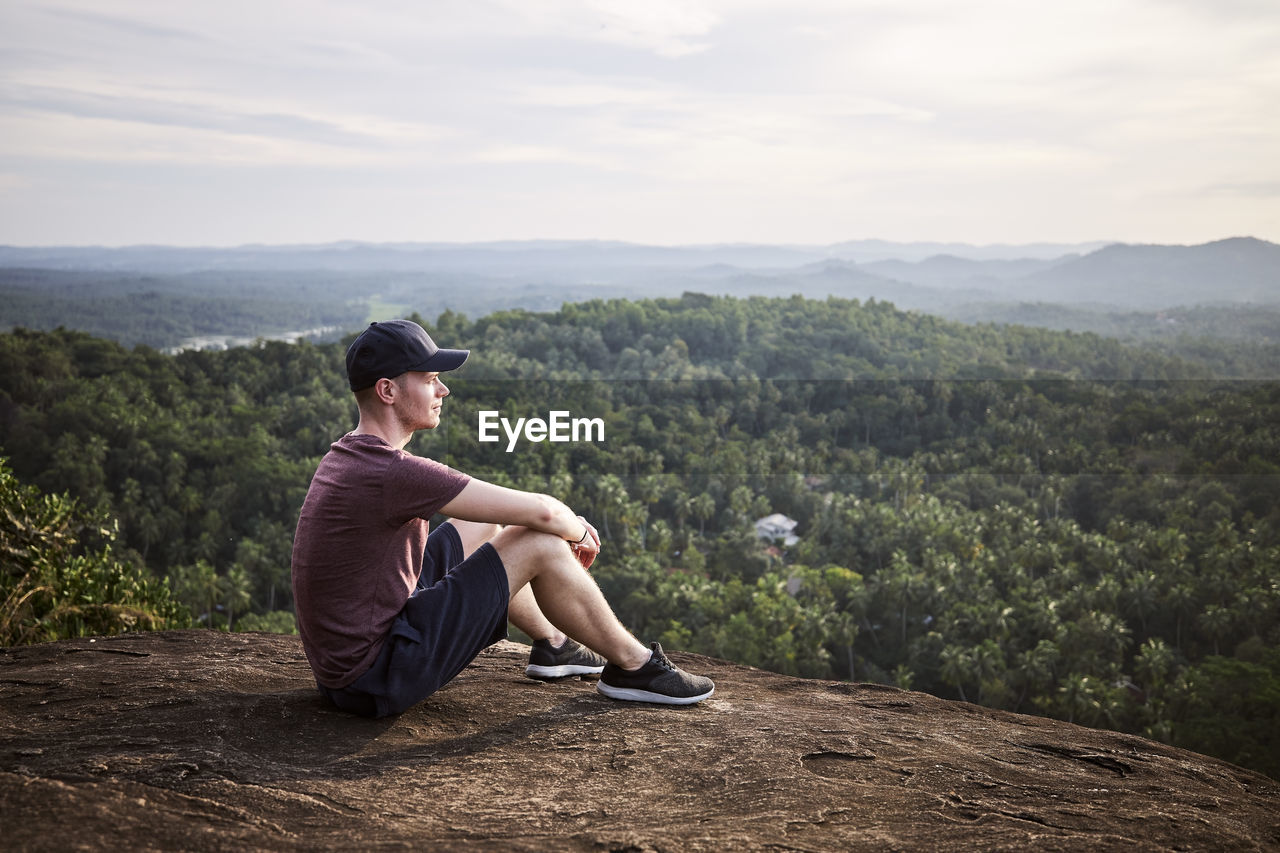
[{"left": 570, "top": 516, "right": 600, "bottom": 570}]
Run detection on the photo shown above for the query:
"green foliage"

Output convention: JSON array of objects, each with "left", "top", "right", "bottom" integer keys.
[
  {"left": 1173, "top": 649, "right": 1280, "bottom": 780},
  {"left": 941, "top": 302, "right": 1280, "bottom": 378},
  {"left": 0, "top": 269, "right": 363, "bottom": 349},
  {"left": 0, "top": 327, "right": 350, "bottom": 624},
  {"left": 234, "top": 610, "right": 299, "bottom": 635},
  {"left": 0, "top": 458, "right": 187, "bottom": 645}
]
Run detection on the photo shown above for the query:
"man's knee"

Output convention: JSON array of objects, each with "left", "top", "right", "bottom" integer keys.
[{"left": 490, "top": 526, "right": 574, "bottom": 587}]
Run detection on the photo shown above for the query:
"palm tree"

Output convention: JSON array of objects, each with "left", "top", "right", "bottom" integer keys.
[
  {"left": 648, "top": 519, "right": 673, "bottom": 558},
  {"left": 878, "top": 551, "right": 924, "bottom": 649},
  {"left": 221, "top": 565, "right": 252, "bottom": 631},
  {"left": 1165, "top": 580, "right": 1197, "bottom": 652},
  {"left": 181, "top": 560, "right": 220, "bottom": 626},
  {"left": 970, "top": 639, "right": 1005, "bottom": 704},
  {"left": 1133, "top": 637, "right": 1174, "bottom": 690},
  {"left": 591, "top": 474, "right": 627, "bottom": 540},
  {"left": 1123, "top": 571, "right": 1159, "bottom": 636},
  {"left": 672, "top": 492, "right": 693, "bottom": 533},
  {"left": 939, "top": 644, "right": 973, "bottom": 702},
  {"left": 1012, "top": 639, "right": 1059, "bottom": 713},
  {"left": 1057, "top": 674, "right": 1100, "bottom": 725},
  {"left": 691, "top": 493, "right": 716, "bottom": 537},
  {"left": 1198, "top": 604, "right": 1232, "bottom": 656}
]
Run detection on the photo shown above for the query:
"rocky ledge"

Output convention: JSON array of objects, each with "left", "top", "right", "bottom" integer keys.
[{"left": 1, "top": 630, "right": 1277, "bottom": 851}]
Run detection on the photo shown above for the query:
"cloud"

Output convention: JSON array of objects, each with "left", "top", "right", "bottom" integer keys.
[
  {"left": 1201, "top": 182, "right": 1280, "bottom": 200},
  {"left": 584, "top": 0, "right": 720, "bottom": 57},
  {"left": 1163, "top": 0, "right": 1280, "bottom": 19},
  {"left": 0, "top": 0, "right": 1277, "bottom": 244},
  {"left": 462, "top": 143, "right": 615, "bottom": 168},
  {"left": 478, "top": 0, "right": 721, "bottom": 57},
  {"left": 0, "top": 111, "right": 398, "bottom": 167},
  {"left": 519, "top": 81, "right": 676, "bottom": 109},
  {"left": 0, "top": 171, "right": 31, "bottom": 192},
  {"left": 34, "top": 3, "right": 210, "bottom": 45},
  {"left": 0, "top": 73, "right": 451, "bottom": 165}
]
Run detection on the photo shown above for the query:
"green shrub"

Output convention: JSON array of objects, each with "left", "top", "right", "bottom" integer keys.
[{"left": 0, "top": 458, "right": 188, "bottom": 645}]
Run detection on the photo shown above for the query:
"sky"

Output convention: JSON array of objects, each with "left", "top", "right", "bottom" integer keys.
[{"left": 1, "top": 0, "right": 1278, "bottom": 248}]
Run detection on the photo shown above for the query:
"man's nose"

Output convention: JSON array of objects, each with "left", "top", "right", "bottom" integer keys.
[{"left": 436, "top": 378, "right": 449, "bottom": 396}]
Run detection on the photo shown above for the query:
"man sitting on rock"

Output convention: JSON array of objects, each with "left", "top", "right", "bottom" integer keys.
[{"left": 291, "top": 319, "right": 714, "bottom": 718}]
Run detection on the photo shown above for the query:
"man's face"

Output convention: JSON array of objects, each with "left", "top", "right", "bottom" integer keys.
[{"left": 396, "top": 371, "right": 449, "bottom": 431}]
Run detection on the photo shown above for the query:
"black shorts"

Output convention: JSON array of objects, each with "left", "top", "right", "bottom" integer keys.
[{"left": 319, "top": 522, "right": 509, "bottom": 718}]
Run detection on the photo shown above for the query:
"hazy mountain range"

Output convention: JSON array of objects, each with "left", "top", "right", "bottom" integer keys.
[
  {"left": 2, "top": 236, "right": 1276, "bottom": 350},
  {"left": 692, "top": 237, "right": 1279, "bottom": 309},
  {"left": 0, "top": 237, "right": 1106, "bottom": 274},
  {"left": 2, "top": 237, "right": 1275, "bottom": 308}
]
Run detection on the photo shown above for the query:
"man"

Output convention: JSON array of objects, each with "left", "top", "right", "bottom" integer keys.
[{"left": 291, "top": 319, "right": 714, "bottom": 718}]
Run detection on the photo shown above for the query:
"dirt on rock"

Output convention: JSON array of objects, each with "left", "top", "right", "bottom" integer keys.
[{"left": 1, "top": 630, "right": 1277, "bottom": 851}]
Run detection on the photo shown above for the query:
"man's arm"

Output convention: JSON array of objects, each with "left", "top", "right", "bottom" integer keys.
[{"left": 440, "top": 478, "right": 597, "bottom": 547}]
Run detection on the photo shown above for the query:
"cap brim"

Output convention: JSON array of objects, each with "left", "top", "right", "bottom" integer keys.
[{"left": 416, "top": 348, "right": 469, "bottom": 373}]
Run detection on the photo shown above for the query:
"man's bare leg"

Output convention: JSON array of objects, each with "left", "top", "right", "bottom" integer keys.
[
  {"left": 489, "top": 526, "right": 651, "bottom": 671},
  {"left": 508, "top": 585, "right": 565, "bottom": 645},
  {"left": 450, "top": 519, "right": 566, "bottom": 647},
  {"left": 449, "top": 519, "right": 500, "bottom": 556}
]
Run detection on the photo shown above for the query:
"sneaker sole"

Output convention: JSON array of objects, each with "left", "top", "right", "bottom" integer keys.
[
  {"left": 596, "top": 682, "right": 714, "bottom": 705},
  {"left": 525, "top": 664, "right": 605, "bottom": 679}
]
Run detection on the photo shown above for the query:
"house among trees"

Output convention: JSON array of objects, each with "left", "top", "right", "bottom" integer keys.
[{"left": 754, "top": 513, "right": 799, "bottom": 546}]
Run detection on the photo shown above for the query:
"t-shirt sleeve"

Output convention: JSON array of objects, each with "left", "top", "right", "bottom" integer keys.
[{"left": 382, "top": 452, "right": 471, "bottom": 526}]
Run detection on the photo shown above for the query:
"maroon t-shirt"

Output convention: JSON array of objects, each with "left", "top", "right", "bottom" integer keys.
[{"left": 291, "top": 433, "right": 470, "bottom": 688}]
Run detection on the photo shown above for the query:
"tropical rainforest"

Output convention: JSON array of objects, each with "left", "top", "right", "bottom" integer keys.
[{"left": 1, "top": 292, "right": 1277, "bottom": 779}]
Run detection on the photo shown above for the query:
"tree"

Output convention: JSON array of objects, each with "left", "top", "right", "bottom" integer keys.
[
  {"left": 1057, "top": 674, "right": 1102, "bottom": 725},
  {"left": 1198, "top": 605, "right": 1233, "bottom": 656},
  {"left": 876, "top": 551, "right": 927, "bottom": 650},
  {"left": 691, "top": 493, "right": 716, "bottom": 536},
  {"left": 221, "top": 565, "right": 252, "bottom": 631},
  {"left": 1134, "top": 637, "right": 1176, "bottom": 690},
  {"left": 1173, "top": 651, "right": 1280, "bottom": 780},
  {"left": 591, "top": 474, "right": 628, "bottom": 540},
  {"left": 173, "top": 560, "right": 221, "bottom": 627},
  {"left": 970, "top": 638, "right": 1008, "bottom": 705},
  {"left": 939, "top": 644, "right": 973, "bottom": 702},
  {"left": 1012, "top": 640, "right": 1060, "bottom": 713}
]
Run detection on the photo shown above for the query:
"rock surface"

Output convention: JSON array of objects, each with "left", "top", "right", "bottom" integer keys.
[{"left": 1, "top": 630, "right": 1277, "bottom": 851}]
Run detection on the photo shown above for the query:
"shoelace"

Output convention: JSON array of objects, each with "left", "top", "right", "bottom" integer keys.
[{"left": 650, "top": 649, "right": 677, "bottom": 672}]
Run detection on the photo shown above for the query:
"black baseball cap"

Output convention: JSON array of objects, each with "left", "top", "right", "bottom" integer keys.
[{"left": 345, "top": 320, "right": 469, "bottom": 391}]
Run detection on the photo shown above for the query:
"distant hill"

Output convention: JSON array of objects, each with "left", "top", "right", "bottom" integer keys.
[
  {"left": 0, "top": 238, "right": 1106, "bottom": 276},
  {"left": 824, "top": 238, "right": 1108, "bottom": 263},
  {"left": 1017, "top": 237, "right": 1280, "bottom": 306},
  {"left": 2, "top": 237, "right": 1276, "bottom": 351},
  {"left": 674, "top": 238, "right": 1280, "bottom": 313},
  {"left": 853, "top": 237, "right": 1280, "bottom": 307},
  {"left": 862, "top": 255, "right": 1068, "bottom": 290}
]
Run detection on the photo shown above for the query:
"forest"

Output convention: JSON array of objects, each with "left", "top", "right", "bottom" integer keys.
[
  {"left": 0, "top": 268, "right": 364, "bottom": 349},
  {"left": 1, "top": 292, "right": 1277, "bottom": 779}
]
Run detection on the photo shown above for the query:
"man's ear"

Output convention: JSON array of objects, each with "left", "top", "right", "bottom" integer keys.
[{"left": 373, "top": 377, "right": 399, "bottom": 405}]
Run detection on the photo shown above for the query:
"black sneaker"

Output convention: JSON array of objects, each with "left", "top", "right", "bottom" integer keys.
[
  {"left": 596, "top": 642, "right": 715, "bottom": 705},
  {"left": 525, "top": 638, "right": 607, "bottom": 680}
]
